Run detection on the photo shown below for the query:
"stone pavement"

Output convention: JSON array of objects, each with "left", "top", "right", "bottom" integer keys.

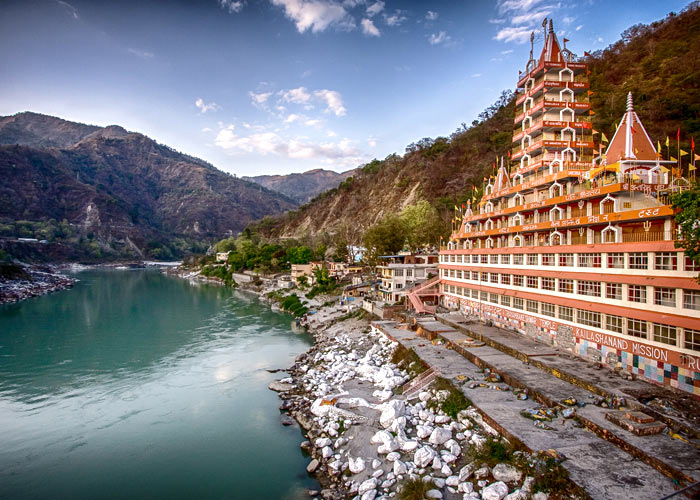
[{"left": 373, "top": 320, "right": 696, "bottom": 500}]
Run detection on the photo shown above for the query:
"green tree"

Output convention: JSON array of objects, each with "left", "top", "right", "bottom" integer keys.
[
  {"left": 312, "top": 265, "right": 333, "bottom": 288},
  {"left": 672, "top": 181, "right": 700, "bottom": 280},
  {"left": 400, "top": 200, "right": 445, "bottom": 250},
  {"left": 362, "top": 214, "right": 407, "bottom": 268}
]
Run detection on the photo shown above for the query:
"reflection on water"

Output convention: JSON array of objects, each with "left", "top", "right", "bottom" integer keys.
[{"left": 0, "top": 270, "right": 316, "bottom": 499}]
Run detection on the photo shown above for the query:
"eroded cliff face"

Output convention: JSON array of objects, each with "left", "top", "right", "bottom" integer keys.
[{"left": 243, "top": 168, "right": 359, "bottom": 204}]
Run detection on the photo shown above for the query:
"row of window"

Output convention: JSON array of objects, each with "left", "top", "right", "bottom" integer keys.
[
  {"left": 440, "top": 269, "right": 700, "bottom": 310},
  {"left": 441, "top": 284, "right": 699, "bottom": 351},
  {"left": 440, "top": 252, "right": 697, "bottom": 271}
]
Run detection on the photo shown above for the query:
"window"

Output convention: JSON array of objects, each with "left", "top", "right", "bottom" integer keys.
[
  {"left": 685, "top": 256, "right": 699, "bottom": 272},
  {"left": 607, "top": 253, "right": 625, "bottom": 269},
  {"left": 542, "top": 278, "right": 555, "bottom": 291},
  {"left": 490, "top": 254, "right": 499, "bottom": 264},
  {"left": 513, "top": 297, "right": 524, "bottom": 309},
  {"left": 501, "top": 254, "right": 511, "bottom": 265},
  {"left": 558, "top": 306, "right": 574, "bottom": 322},
  {"left": 685, "top": 328, "right": 700, "bottom": 352},
  {"left": 655, "top": 252, "right": 677, "bottom": 270},
  {"left": 578, "top": 309, "right": 601, "bottom": 328},
  {"left": 481, "top": 254, "right": 488, "bottom": 264},
  {"left": 579, "top": 253, "right": 602, "bottom": 268},
  {"left": 527, "top": 276, "right": 539, "bottom": 288},
  {"left": 654, "top": 287, "right": 676, "bottom": 307},
  {"left": 559, "top": 279, "right": 574, "bottom": 293},
  {"left": 472, "top": 254, "right": 480, "bottom": 264},
  {"left": 482, "top": 272, "right": 490, "bottom": 282},
  {"left": 527, "top": 254, "right": 538, "bottom": 266},
  {"left": 406, "top": 269, "right": 413, "bottom": 277},
  {"left": 395, "top": 269, "right": 404, "bottom": 277},
  {"left": 606, "top": 314, "right": 623, "bottom": 334},
  {"left": 450, "top": 255, "right": 455, "bottom": 263},
  {"left": 526, "top": 300, "right": 539, "bottom": 313},
  {"left": 653, "top": 323, "right": 677, "bottom": 346},
  {"left": 559, "top": 253, "right": 574, "bottom": 267},
  {"left": 542, "top": 303, "right": 556, "bottom": 317},
  {"left": 501, "top": 295, "right": 511, "bottom": 307},
  {"left": 629, "top": 252, "right": 648, "bottom": 270},
  {"left": 472, "top": 288, "right": 479, "bottom": 298},
  {"left": 471, "top": 271, "right": 479, "bottom": 280},
  {"left": 490, "top": 273, "right": 499, "bottom": 284},
  {"left": 480, "top": 291, "right": 488, "bottom": 301},
  {"left": 396, "top": 283, "right": 403, "bottom": 289},
  {"left": 605, "top": 283, "right": 622, "bottom": 300},
  {"left": 489, "top": 293, "right": 499, "bottom": 303},
  {"left": 627, "top": 319, "right": 647, "bottom": 339},
  {"left": 542, "top": 254, "right": 555, "bottom": 266},
  {"left": 578, "top": 280, "right": 601, "bottom": 297},
  {"left": 628, "top": 285, "right": 647, "bottom": 303},
  {"left": 683, "top": 290, "right": 700, "bottom": 310},
  {"left": 513, "top": 254, "right": 524, "bottom": 265},
  {"left": 513, "top": 275, "right": 524, "bottom": 287}
]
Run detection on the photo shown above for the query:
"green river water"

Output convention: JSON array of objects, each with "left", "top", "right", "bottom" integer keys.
[{"left": 0, "top": 269, "right": 318, "bottom": 499}]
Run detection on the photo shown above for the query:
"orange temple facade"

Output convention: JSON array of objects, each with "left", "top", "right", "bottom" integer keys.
[{"left": 438, "top": 20, "right": 700, "bottom": 397}]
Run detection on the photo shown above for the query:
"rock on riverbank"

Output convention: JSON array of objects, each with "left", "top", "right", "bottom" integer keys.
[
  {"left": 272, "top": 311, "right": 550, "bottom": 500},
  {"left": 0, "top": 263, "right": 77, "bottom": 305}
]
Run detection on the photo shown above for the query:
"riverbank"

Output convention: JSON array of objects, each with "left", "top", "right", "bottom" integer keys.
[
  {"left": 267, "top": 302, "right": 574, "bottom": 500},
  {"left": 0, "top": 262, "right": 77, "bottom": 305}
]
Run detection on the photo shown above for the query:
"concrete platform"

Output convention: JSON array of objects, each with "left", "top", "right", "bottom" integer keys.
[{"left": 375, "top": 320, "right": 689, "bottom": 500}]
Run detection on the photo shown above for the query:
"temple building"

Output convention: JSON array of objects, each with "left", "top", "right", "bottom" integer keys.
[{"left": 437, "top": 20, "right": 700, "bottom": 397}]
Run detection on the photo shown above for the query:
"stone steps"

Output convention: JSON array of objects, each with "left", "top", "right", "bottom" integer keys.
[{"left": 605, "top": 411, "right": 667, "bottom": 436}]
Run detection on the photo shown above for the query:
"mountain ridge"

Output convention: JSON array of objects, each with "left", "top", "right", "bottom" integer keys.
[
  {"left": 0, "top": 112, "right": 297, "bottom": 261},
  {"left": 243, "top": 167, "right": 358, "bottom": 203}
]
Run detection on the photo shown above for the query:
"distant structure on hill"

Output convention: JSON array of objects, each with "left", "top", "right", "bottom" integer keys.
[{"left": 435, "top": 19, "right": 699, "bottom": 397}]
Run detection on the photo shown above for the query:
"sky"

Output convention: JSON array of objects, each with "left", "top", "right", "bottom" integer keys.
[{"left": 0, "top": 0, "right": 690, "bottom": 177}]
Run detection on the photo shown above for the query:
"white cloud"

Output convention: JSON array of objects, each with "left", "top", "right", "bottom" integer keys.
[
  {"left": 195, "top": 98, "right": 220, "bottom": 113},
  {"left": 361, "top": 18, "right": 380, "bottom": 36},
  {"left": 56, "top": 1, "right": 79, "bottom": 19},
  {"left": 306, "top": 119, "right": 323, "bottom": 126},
  {"left": 280, "top": 86, "right": 312, "bottom": 104},
  {"left": 494, "top": 26, "right": 532, "bottom": 43},
  {"left": 384, "top": 11, "right": 407, "bottom": 26},
  {"left": 367, "top": 136, "right": 377, "bottom": 147},
  {"left": 425, "top": 10, "right": 438, "bottom": 21},
  {"left": 285, "top": 113, "right": 303, "bottom": 123},
  {"left": 497, "top": 0, "right": 545, "bottom": 14},
  {"left": 428, "top": 31, "right": 451, "bottom": 46},
  {"left": 249, "top": 91, "right": 273, "bottom": 106},
  {"left": 366, "top": 1, "right": 384, "bottom": 17},
  {"left": 270, "top": 0, "right": 351, "bottom": 33},
  {"left": 472, "top": 73, "right": 482, "bottom": 78},
  {"left": 501, "top": 49, "right": 514, "bottom": 54},
  {"left": 575, "top": 24, "right": 583, "bottom": 31},
  {"left": 218, "top": 0, "right": 244, "bottom": 13},
  {"left": 314, "top": 89, "right": 346, "bottom": 116},
  {"left": 215, "top": 123, "right": 362, "bottom": 163},
  {"left": 202, "top": 127, "right": 213, "bottom": 133},
  {"left": 128, "top": 48, "right": 154, "bottom": 59},
  {"left": 562, "top": 16, "right": 575, "bottom": 25},
  {"left": 493, "top": 0, "right": 563, "bottom": 45},
  {"left": 511, "top": 10, "right": 551, "bottom": 25},
  {"left": 327, "top": 130, "right": 337, "bottom": 137}
]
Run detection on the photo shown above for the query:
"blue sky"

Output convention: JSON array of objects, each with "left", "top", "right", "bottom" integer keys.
[{"left": 0, "top": 0, "right": 690, "bottom": 177}]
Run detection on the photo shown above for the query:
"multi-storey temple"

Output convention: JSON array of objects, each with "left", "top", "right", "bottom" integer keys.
[{"left": 437, "top": 20, "right": 700, "bottom": 397}]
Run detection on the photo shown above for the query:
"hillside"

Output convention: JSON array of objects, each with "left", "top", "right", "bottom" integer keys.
[
  {"left": 243, "top": 168, "right": 358, "bottom": 204},
  {"left": 0, "top": 112, "right": 297, "bottom": 261},
  {"left": 253, "top": 3, "right": 700, "bottom": 241}
]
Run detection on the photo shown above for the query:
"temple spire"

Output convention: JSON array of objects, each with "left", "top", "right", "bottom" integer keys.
[{"left": 604, "top": 92, "right": 657, "bottom": 161}]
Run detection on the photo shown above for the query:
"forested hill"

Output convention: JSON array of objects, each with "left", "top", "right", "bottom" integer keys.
[
  {"left": 252, "top": 3, "right": 700, "bottom": 241},
  {"left": 0, "top": 112, "right": 296, "bottom": 261}
]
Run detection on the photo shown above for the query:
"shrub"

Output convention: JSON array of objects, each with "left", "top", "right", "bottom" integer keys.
[{"left": 396, "top": 478, "right": 430, "bottom": 500}]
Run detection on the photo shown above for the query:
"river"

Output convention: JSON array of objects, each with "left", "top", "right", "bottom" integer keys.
[{"left": 0, "top": 269, "right": 318, "bottom": 499}]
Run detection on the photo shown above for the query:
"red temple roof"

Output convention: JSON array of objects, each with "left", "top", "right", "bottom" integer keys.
[{"left": 605, "top": 93, "right": 657, "bottom": 162}]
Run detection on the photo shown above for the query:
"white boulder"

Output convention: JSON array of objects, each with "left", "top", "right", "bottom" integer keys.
[
  {"left": 492, "top": 464, "right": 522, "bottom": 483},
  {"left": 429, "top": 427, "right": 452, "bottom": 446},
  {"left": 349, "top": 456, "right": 366, "bottom": 474},
  {"left": 482, "top": 481, "right": 509, "bottom": 500}
]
